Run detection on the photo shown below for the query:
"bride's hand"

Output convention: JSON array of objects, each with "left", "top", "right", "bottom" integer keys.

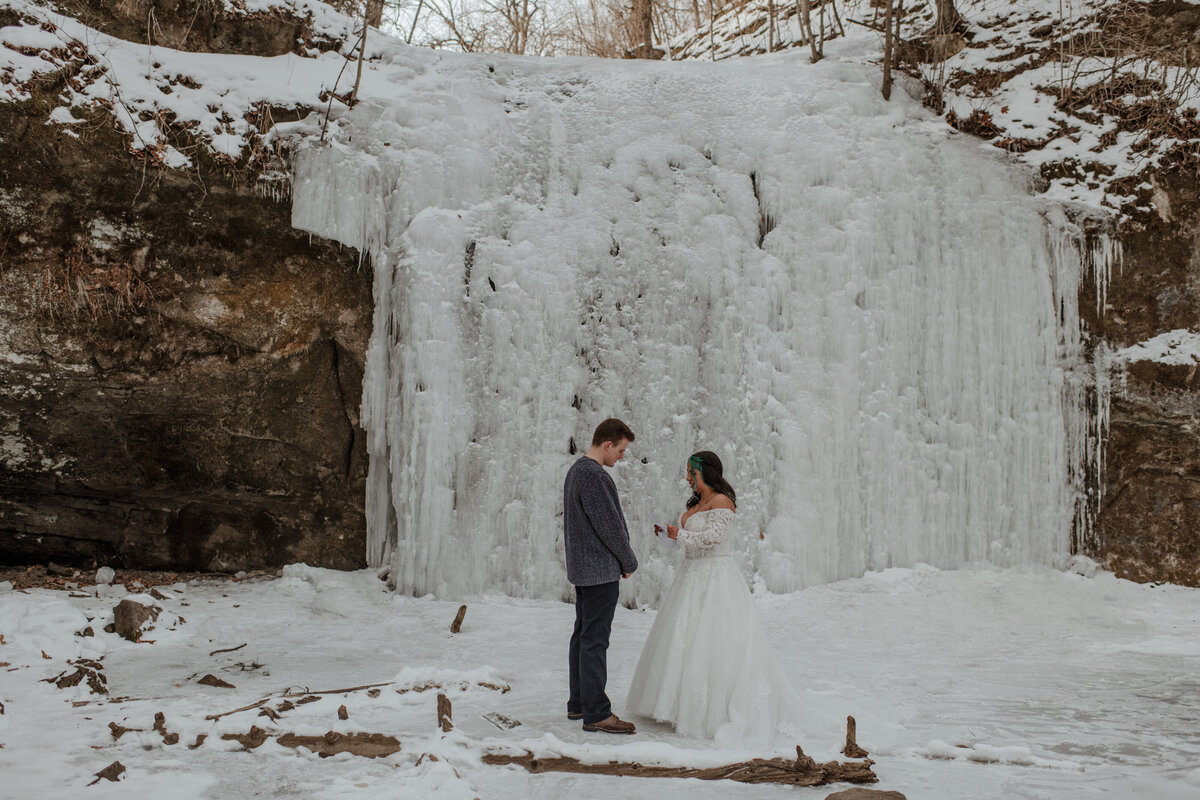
[{"left": 666, "top": 524, "right": 679, "bottom": 540}]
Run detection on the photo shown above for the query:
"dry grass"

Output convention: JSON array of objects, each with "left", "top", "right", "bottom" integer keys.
[{"left": 38, "top": 241, "right": 164, "bottom": 321}]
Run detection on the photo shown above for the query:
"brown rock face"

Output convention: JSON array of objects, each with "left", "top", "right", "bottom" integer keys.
[
  {"left": 1083, "top": 161, "right": 1200, "bottom": 586},
  {"left": 0, "top": 99, "right": 369, "bottom": 571},
  {"left": 51, "top": 0, "right": 344, "bottom": 57}
]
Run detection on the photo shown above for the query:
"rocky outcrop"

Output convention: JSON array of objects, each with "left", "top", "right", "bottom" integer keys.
[
  {"left": 1085, "top": 162, "right": 1200, "bottom": 586},
  {"left": 0, "top": 93, "right": 369, "bottom": 571},
  {"left": 49, "top": 0, "right": 345, "bottom": 57},
  {"left": 3, "top": 0, "right": 1198, "bottom": 588}
]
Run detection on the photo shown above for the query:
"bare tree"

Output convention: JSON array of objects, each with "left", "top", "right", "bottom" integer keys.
[
  {"left": 798, "top": 0, "right": 818, "bottom": 61},
  {"left": 483, "top": 0, "right": 540, "bottom": 53},
  {"left": 367, "top": 0, "right": 385, "bottom": 27},
  {"left": 881, "top": 0, "right": 897, "bottom": 100},
  {"left": 420, "top": 0, "right": 492, "bottom": 51},
  {"left": 631, "top": 0, "right": 654, "bottom": 57},
  {"left": 930, "top": 0, "right": 964, "bottom": 35},
  {"left": 389, "top": 0, "right": 721, "bottom": 58}
]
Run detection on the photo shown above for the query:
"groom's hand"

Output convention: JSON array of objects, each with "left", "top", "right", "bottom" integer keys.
[{"left": 621, "top": 571, "right": 633, "bottom": 579}]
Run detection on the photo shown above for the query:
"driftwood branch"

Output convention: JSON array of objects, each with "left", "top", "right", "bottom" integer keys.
[
  {"left": 206, "top": 683, "right": 389, "bottom": 720},
  {"left": 842, "top": 715, "right": 869, "bottom": 758},
  {"left": 209, "top": 643, "right": 247, "bottom": 656},
  {"left": 221, "top": 726, "right": 401, "bottom": 758},
  {"left": 481, "top": 746, "right": 877, "bottom": 787},
  {"left": 205, "top": 697, "right": 268, "bottom": 720},
  {"left": 450, "top": 604, "right": 467, "bottom": 633},
  {"left": 283, "top": 682, "right": 394, "bottom": 696},
  {"left": 437, "top": 693, "right": 453, "bottom": 732},
  {"left": 206, "top": 678, "right": 507, "bottom": 721}
]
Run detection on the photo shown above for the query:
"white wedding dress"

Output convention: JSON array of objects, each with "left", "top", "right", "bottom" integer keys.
[{"left": 626, "top": 508, "right": 799, "bottom": 746}]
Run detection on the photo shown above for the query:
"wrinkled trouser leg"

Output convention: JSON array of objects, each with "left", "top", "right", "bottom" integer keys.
[{"left": 568, "top": 581, "right": 620, "bottom": 724}]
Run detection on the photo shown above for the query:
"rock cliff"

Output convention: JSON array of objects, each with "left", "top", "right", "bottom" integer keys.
[
  {"left": 0, "top": 1, "right": 369, "bottom": 571},
  {"left": 2, "top": 0, "right": 1198, "bottom": 587},
  {"left": 1088, "top": 164, "right": 1200, "bottom": 586}
]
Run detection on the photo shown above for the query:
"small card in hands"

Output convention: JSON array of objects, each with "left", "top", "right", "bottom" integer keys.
[{"left": 654, "top": 522, "right": 678, "bottom": 548}]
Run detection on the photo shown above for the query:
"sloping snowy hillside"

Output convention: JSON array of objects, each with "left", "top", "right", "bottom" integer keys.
[
  {"left": 670, "top": 0, "right": 1200, "bottom": 217},
  {"left": 7, "top": 0, "right": 1193, "bottom": 219}
]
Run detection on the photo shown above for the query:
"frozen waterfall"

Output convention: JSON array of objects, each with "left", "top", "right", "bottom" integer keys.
[{"left": 292, "top": 49, "right": 1094, "bottom": 604}]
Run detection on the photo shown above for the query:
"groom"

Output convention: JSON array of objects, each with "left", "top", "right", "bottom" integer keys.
[{"left": 563, "top": 417, "right": 639, "bottom": 735}]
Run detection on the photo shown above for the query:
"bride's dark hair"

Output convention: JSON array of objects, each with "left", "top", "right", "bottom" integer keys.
[{"left": 685, "top": 450, "right": 737, "bottom": 509}]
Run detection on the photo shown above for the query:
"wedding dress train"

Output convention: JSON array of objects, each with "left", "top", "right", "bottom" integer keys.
[{"left": 626, "top": 508, "right": 798, "bottom": 745}]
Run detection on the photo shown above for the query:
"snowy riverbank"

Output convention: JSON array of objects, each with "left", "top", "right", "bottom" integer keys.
[{"left": 1, "top": 563, "right": 1198, "bottom": 799}]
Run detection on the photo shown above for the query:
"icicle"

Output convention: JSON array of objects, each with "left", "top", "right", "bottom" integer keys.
[{"left": 290, "top": 56, "right": 1103, "bottom": 604}]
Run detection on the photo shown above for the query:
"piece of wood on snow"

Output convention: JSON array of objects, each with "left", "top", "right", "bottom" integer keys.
[
  {"left": 450, "top": 604, "right": 468, "bottom": 633},
  {"left": 842, "top": 715, "right": 869, "bottom": 758},
  {"left": 481, "top": 746, "right": 877, "bottom": 787}
]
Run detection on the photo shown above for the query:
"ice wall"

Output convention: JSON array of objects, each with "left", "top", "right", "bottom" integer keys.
[{"left": 292, "top": 50, "right": 1091, "bottom": 603}]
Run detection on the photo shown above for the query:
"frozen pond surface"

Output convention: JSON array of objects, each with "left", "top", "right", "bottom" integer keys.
[{"left": 2, "top": 563, "right": 1198, "bottom": 799}]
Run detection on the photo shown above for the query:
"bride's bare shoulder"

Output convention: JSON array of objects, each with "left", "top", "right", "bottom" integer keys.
[{"left": 709, "top": 494, "right": 735, "bottom": 511}]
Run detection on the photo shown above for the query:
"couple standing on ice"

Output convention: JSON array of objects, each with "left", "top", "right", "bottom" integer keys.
[{"left": 564, "top": 417, "right": 798, "bottom": 742}]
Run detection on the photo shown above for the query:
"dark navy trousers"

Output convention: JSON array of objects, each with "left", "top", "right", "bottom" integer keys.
[{"left": 568, "top": 580, "right": 620, "bottom": 725}]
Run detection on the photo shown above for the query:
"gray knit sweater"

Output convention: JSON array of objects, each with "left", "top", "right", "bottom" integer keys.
[{"left": 563, "top": 456, "right": 638, "bottom": 586}]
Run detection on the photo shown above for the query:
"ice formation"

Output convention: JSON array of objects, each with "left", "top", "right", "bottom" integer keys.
[{"left": 292, "top": 48, "right": 1100, "bottom": 604}]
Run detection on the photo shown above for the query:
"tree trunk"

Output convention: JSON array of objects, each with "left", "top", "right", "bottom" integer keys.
[
  {"left": 932, "top": 0, "right": 964, "bottom": 34},
  {"left": 365, "top": 0, "right": 384, "bottom": 29},
  {"left": 767, "top": 0, "right": 776, "bottom": 51},
  {"left": 632, "top": 0, "right": 654, "bottom": 57},
  {"left": 881, "top": 0, "right": 894, "bottom": 100},
  {"left": 799, "top": 0, "right": 819, "bottom": 62}
]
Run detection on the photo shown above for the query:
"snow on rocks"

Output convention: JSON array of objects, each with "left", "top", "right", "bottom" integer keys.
[
  {"left": 670, "top": 0, "right": 1196, "bottom": 219},
  {"left": 1113, "top": 328, "right": 1200, "bottom": 366},
  {"left": 0, "top": 0, "right": 363, "bottom": 170}
]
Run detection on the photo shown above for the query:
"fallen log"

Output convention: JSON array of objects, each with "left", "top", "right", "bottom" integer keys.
[
  {"left": 277, "top": 731, "right": 401, "bottom": 759},
  {"left": 219, "top": 727, "right": 401, "bottom": 758},
  {"left": 481, "top": 746, "right": 877, "bottom": 787}
]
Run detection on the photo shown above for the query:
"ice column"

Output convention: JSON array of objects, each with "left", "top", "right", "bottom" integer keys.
[{"left": 293, "top": 56, "right": 1092, "bottom": 604}]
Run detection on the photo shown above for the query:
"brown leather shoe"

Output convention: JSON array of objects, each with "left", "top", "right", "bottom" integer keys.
[
  {"left": 582, "top": 714, "right": 636, "bottom": 734},
  {"left": 567, "top": 710, "right": 583, "bottom": 720}
]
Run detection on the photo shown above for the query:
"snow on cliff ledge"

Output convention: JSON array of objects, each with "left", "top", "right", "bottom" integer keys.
[{"left": 3, "top": 0, "right": 1192, "bottom": 220}]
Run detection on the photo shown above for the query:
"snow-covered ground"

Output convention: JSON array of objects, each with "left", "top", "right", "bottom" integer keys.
[{"left": 2, "top": 563, "right": 1199, "bottom": 799}]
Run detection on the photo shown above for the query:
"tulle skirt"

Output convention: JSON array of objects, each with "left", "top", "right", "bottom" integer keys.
[{"left": 626, "top": 555, "right": 798, "bottom": 746}]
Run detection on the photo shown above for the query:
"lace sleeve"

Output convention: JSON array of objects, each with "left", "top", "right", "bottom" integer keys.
[{"left": 679, "top": 508, "right": 735, "bottom": 553}]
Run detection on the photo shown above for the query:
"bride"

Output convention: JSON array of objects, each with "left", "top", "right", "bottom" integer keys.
[{"left": 627, "top": 450, "right": 797, "bottom": 745}]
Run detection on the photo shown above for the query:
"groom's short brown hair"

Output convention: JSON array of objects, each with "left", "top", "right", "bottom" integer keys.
[{"left": 592, "top": 418, "right": 635, "bottom": 446}]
